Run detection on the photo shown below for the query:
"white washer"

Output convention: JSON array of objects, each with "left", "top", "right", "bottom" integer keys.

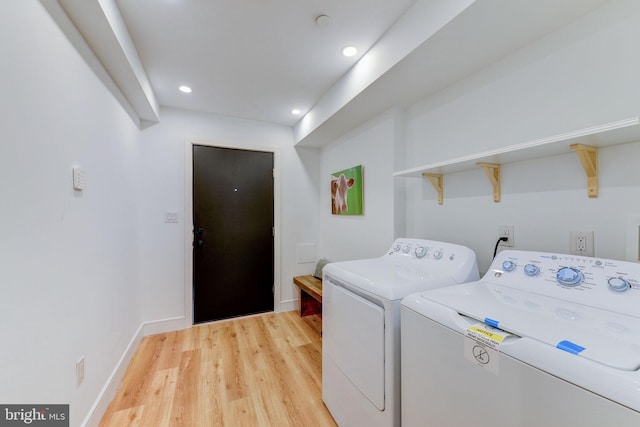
[
  {"left": 401, "top": 250, "right": 640, "bottom": 427},
  {"left": 322, "top": 238, "right": 479, "bottom": 427}
]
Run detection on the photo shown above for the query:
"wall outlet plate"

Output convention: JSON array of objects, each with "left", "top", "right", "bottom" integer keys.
[
  {"left": 498, "top": 224, "right": 514, "bottom": 247},
  {"left": 296, "top": 243, "right": 316, "bottom": 264},
  {"left": 625, "top": 214, "right": 640, "bottom": 262},
  {"left": 76, "top": 356, "right": 85, "bottom": 386},
  {"left": 570, "top": 230, "right": 594, "bottom": 256}
]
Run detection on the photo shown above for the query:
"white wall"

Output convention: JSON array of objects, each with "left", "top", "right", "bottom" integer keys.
[
  {"left": 6, "top": 1, "right": 640, "bottom": 425},
  {"left": 319, "top": 110, "right": 401, "bottom": 261},
  {"left": 404, "top": 0, "right": 640, "bottom": 166},
  {"left": 138, "top": 107, "right": 320, "bottom": 323},
  {"left": 400, "top": 0, "right": 640, "bottom": 273},
  {"left": 0, "top": 2, "right": 143, "bottom": 426}
]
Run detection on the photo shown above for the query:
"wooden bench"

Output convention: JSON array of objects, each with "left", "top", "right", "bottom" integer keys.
[{"left": 293, "top": 275, "right": 323, "bottom": 317}]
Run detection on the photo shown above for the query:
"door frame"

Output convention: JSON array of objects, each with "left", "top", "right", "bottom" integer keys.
[{"left": 183, "top": 139, "right": 281, "bottom": 326}]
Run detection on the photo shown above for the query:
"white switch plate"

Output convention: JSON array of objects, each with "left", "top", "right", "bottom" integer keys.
[{"left": 164, "top": 212, "right": 179, "bottom": 223}]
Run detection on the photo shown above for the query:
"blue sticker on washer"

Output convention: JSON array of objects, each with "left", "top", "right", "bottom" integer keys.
[
  {"left": 484, "top": 317, "right": 500, "bottom": 328},
  {"left": 557, "top": 340, "right": 585, "bottom": 355}
]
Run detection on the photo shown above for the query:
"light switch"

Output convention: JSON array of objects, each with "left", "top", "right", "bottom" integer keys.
[{"left": 164, "top": 212, "right": 179, "bottom": 223}]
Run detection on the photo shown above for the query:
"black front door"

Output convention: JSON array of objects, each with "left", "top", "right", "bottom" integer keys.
[{"left": 192, "top": 145, "right": 274, "bottom": 323}]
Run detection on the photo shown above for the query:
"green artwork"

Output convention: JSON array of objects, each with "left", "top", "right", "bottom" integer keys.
[{"left": 331, "top": 165, "right": 363, "bottom": 215}]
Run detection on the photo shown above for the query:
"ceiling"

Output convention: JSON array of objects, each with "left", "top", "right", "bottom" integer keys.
[
  {"left": 48, "top": 0, "right": 611, "bottom": 146},
  {"left": 114, "top": 0, "right": 416, "bottom": 127}
]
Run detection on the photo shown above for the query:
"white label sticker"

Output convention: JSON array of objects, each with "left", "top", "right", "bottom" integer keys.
[{"left": 464, "top": 323, "right": 512, "bottom": 375}]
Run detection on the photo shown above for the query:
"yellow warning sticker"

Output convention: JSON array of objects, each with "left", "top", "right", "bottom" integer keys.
[
  {"left": 464, "top": 323, "right": 513, "bottom": 375},
  {"left": 467, "top": 325, "right": 508, "bottom": 344}
]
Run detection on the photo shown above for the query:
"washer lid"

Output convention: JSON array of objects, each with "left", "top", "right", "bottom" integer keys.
[
  {"left": 324, "top": 258, "right": 458, "bottom": 301},
  {"left": 419, "top": 282, "right": 640, "bottom": 371}
]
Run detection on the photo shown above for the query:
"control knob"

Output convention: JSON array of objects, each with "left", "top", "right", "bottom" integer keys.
[
  {"left": 433, "top": 250, "right": 443, "bottom": 260},
  {"left": 556, "top": 267, "right": 583, "bottom": 287},
  {"left": 403, "top": 245, "right": 411, "bottom": 254},
  {"left": 523, "top": 264, "right": 540, "bottom": 277},
  {"left": 393, "top": 243, "right": 401, "bottom": 252},
  {"left": 502, "top": 260, "right": 516, "bottom": 272},
  {"left": 608, "top": 277, "right": 630, "bottom": 292},
  {"left": 415, "top": 246, "right": 428, "bottom": 258}
]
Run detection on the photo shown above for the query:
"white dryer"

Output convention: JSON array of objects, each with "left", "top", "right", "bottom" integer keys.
[
  {"left": 401, "top": 250, "right": 640, "bottom": 427},
  {"left": 322, "top": 238, "right": 479, "bottom": 427}
]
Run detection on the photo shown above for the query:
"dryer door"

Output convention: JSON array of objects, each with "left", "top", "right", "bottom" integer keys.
[{"left": 324, "top": 281, "right": 385, "bottom": 409}]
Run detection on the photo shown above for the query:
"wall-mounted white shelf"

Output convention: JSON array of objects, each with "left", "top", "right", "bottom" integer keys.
[{"left": 393, "top": 117, "right": 640, "bottom": 202}]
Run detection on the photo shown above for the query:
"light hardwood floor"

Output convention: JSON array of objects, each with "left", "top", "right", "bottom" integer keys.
[{"left": 100, "top": 311, "right": 337, "bottom": 427}]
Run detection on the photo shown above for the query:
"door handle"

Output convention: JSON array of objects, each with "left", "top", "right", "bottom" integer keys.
[{"left": 194, "top": 227, "right": 205, "bottom": 247}]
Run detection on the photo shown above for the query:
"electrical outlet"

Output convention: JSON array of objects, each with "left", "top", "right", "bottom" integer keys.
[
  {"left": 625, "top": 214, "right": 640, "bottom": 262},
  {"left": 498, "top": 224, "right": 514, "bottom": 247},
  {"left": 570, "top": 230, "right": 594, "bottom": 256},
  {"left": 76, "top": 356, "right": 85, "bottom": 386}
]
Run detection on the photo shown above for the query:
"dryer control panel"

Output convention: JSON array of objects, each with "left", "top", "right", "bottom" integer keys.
[
  {"left": 487, "top": 250, "right": 640, "bottom": 316},
  {"left": 388, "top": 238, "right": 471, "bottom": 263}
]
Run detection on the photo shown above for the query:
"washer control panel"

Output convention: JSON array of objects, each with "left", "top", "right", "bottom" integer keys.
[{"left": 488, "top": 250, "right": 640, "bottom": 316}]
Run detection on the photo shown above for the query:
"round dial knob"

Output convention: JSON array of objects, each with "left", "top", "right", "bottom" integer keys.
[
  {"left": 393, "top": 244, "right": 401, "bottom": 252},
  {"left": 402, "top": 245, "right": 411, "bottom": 254},
  {"left": 556, "top": 267, "right": 583, "bottom": 287},
  {"left": 433, "top": 250, "right": 443, "bottom": 260},
  {"left": 523, "top": 264, "right": 540, "bottom": 277},
  {"left": 502, "top": 260, "right": 516, "bottom": 272},
  {"left": 415, "top": 246, "right": 427, "bottom": 258},
  {"left": 608, "top": 277, "right": 630, "bottom": 292}
]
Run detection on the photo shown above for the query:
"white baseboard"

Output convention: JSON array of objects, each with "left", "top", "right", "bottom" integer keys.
[
  {"left": 278, "top": 299, "right": 297, "bottom": 313},
  {"left": 80, "top": 323, "right": 145, "bottom": 427},
  {"left": 143, "top": 316, "right": 189, "bottom": 336}
]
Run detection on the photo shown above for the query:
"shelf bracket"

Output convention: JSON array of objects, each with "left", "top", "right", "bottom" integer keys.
[
  {"left": 422, "top": 173, "right": 443, "bottom": 205},
  {"left": 476, "top": 162, "right": 501, "bottom": 202},
  {"left": 570, "top": 144, "right": 598, "bottom": 198}
]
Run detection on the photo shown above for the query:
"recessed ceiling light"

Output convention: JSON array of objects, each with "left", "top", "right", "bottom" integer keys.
[
  {"left": 179, "top": 85, "right": 192, "bottom": 93},
  {"left": 291, "top": 108, "right": 302, "bottom": 115},
  {"left": 341, "top": 46, "right": 357, "bottom": 57}
]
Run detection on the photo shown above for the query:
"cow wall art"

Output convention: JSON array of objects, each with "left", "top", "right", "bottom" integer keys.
[{"left": 330, "top": 165, "right": 363, "bottom": 215}]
